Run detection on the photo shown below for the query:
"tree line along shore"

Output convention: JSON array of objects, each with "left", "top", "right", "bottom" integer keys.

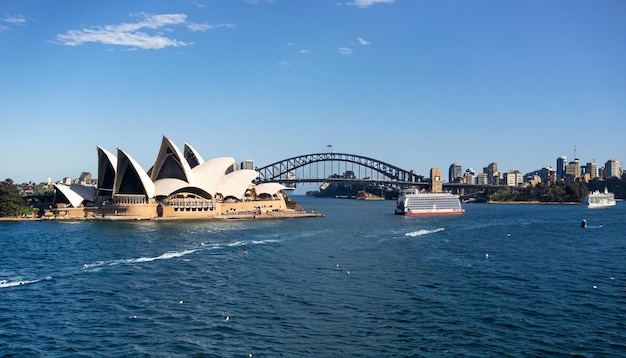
[{"left": 2, "top": 177, "right": 624, "bottom": 219}]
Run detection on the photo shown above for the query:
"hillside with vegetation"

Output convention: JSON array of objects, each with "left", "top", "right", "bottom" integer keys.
[
  {"left": 0, "top": 179, "right": 30, "bottom": 217},
  {"left": 487, "top": 178, "right": 624, "bottom": 203}
]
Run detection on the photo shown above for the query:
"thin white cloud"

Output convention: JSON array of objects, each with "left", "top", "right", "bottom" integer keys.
[
  {"left": 3, "top": 14, "right": 27, "bottom": 25},
  {"left": 299, "top": 49, "right": 309, "bottom": 54},
  {"left": 187, "top": 22, "right": 210, "bottom": 32},
  {"left": 337, "top": 37, "right": 369, "bottom": 56},
  {"left": 187, "top": 22, "right": 235, "bottom": 32},
  {"left": 347, "top": 0, "right": 394, "bottom": 8},
  {"left": 2, "top": 14, "right": 28, "bottom": 31},
  {"left": 338, "top": 47, "right": 352, "bottom": 55},
  {"left": 278, "top": 61, "right": 292, "bottom": 66},
  {"left": 55, "top": 13, "right": 232, "bottom": 50}
]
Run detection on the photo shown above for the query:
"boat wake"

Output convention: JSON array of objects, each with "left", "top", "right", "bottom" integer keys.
[
  {"left": 82, "top": 238, "right": 284, "bottom": 271},
  {"left": 82, "top": 249, "right": 199, "bottom": 270},
  {"left": 405, "top": 228, "right": 445, "bottom": 237},
  {"left": 0, "top": 276, "right": 52, "bottom": 288},
  {"left": 210, "top": 238, "right": 282, "bottom": 249},
  {"left": 3, "top": 237, "right": 284, "bottom": 290}
]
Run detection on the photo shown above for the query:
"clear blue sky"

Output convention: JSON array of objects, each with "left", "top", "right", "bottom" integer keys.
[{"left": 2, "top": 0, "right": 625, "bottom": 184}]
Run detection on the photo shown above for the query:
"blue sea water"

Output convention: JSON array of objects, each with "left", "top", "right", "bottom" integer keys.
[{"left": 1, "top": 197, "right": 625, "bottom": 357}]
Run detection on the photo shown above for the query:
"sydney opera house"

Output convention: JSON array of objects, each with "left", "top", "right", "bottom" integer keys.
[{"left": 49, "top": 136, "right": 322, "bottom": 220}]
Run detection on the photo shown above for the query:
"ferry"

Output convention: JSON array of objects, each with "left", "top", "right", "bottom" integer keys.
[
  {"left": 394, "top": 187, "right": 465, "bottom": 216},
  {"left": 587, "top": 188, "right": 616, "bottom": 208}
]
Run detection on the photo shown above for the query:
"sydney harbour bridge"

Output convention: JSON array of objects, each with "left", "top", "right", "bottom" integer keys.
[
  {"left": 256, "top": 152, "right": 423, "bottom": 186},
  {"left": 254, "top": 152, "right": 495, "bottom": 194}
]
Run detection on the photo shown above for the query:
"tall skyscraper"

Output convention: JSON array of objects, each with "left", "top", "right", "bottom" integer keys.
[
  {"left": 605, "top": 159, "right": 622, "bottom": 179},
  {"left": 566, "top": 159, "right": 581, "bottom": 179},
  {"left": 448, "top": 163, "right": 462, "bottom": 183},
  {"left": 505, "top": 170, "right": 523, "bottom": 186},
  {"left": 483, "top": 162, "right": 498, "bottom": 185},
  {"left": 556, "top": 156, "right": 567, "bottom": 180},
  {"left": 586, "top": 161, "right": 598, "bottom": 179}
]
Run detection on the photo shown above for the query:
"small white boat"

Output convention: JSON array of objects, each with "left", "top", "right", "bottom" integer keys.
[{"left": 587, "top": 188, "right": 616, "bottom": 208}]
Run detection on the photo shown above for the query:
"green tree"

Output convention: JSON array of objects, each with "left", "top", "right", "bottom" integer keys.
[
  {"left": 487, "top": 180, "right": 586, "bottom": 203},
  {"left": 587, "top": 177, "right": 625, "bottom": 199},
  {"left": 0, "top": 178, "right": 28, "bottom": 217}
]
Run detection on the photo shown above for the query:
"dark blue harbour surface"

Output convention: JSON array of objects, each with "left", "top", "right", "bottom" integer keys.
[{"left": 1, "top": 197, "right": 625, "bottom": 357}]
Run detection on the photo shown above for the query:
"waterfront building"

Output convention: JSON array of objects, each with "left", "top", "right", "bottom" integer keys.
[
  {"left": 526, "top": 175, "right": 541, "bottom": 186},
  {"left": 586, "top": 161, "right": 598, "bottom": 179},
  {"left": 505, "top": 170, "right": 523, "bottom": 186},
  {"left": 476, "top": 173, "right": 488, "bottom": 185},
  {"left": 448, "top": 163, "right": 462, "bottom": 183},
  {"left": 463, "top": 168, "right": 475, "bottom": 185},
  {"left": 48, "top": 135, "right": 320, "bottom": 220},
  {"left": 605, "top": 159, "right": 622, "bottom": 179},
  {"left": 240, "top": 160, "right": 255, "bottom": 170},
  {"left": 556, "top": 156, "right": 567, "bottom": 180},
  {"left": 525, "top": 166, "right": 554, "bottom": 183},
  {"left": 78, "top": 172, "right": 92, "bottom": 185},
  {"left": 483, "top": 162, "right": 499, "bottom": 185},
  {"left": 565, "top": 159, "right": 581, "bottom": 179}
]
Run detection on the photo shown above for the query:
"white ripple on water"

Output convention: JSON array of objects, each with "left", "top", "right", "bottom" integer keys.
[
  {"left": 82, "top": 249, "right": 199, "bottom": 270},
  {"left": 0, "top": 276, "right": 52, "bottom": 288},
  {"left": 224, "top": 238, "right": 282, "bottom": 247},
  {"left": 405, "top": 227, "right": 445, "bottom": 237},
  {"left": 81, "top": 237, "right": 284, "bottom": 271},
  {"left": 1, "top": 237, "right": 285, "bottom": 290}
]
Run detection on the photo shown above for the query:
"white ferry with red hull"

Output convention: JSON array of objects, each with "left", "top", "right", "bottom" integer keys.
[{"left": 394, "top": 188, "right": 465, "bottom": 216}]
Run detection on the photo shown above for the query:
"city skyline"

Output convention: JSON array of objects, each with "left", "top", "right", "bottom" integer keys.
[
  {"left": 2, "top": 1, "right": 625, "bottom": 183},
  {"left": 20, "top": 151, "right": 624, "bottom": 188}
]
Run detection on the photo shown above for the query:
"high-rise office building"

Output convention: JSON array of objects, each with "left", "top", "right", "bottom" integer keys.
[
  {"left": 463, "top": 168, "right": 475, "bottom": 185},
  {"left": 448, "top": 163, "right": 462, "bottom": 183},
  {"left": 585, "top": 161, "right": 598, "bottom": 179},
  {"left": 556, "top": 156, "right": 567, "bottom": 180},
  {"left": 476, "top": 173, "right": 488, "bottom": 185},
  {"left": 565, "top": 159, "right": 581, "bottom": 179},
  {"left": 505, "top": 170, "right": 523, "bottom": 186},
  {"left": 605, "top": 159, "right": 622, "bottom": 179},
  {"left": 483, "top": 162, "right": 498, "bottom": 185}
]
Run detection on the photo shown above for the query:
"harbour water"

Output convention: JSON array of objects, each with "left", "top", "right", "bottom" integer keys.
[{"left": 1, "top": 197, "right": 625, "bottom": 357}]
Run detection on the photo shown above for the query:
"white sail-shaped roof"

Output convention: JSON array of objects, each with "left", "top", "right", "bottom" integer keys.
[
  {"left": 90, "top": 136, "right": 283, "bottom": 204},
  {"left": 154, "top": 178, "right": 192, "bottom": 197},
  {"left": 191, "top": 157, "right": 237, "bottom": 197},
  {"left": 53, "top": 183, "right": 96, "bottom": 208},
  {"left": 115, "top": 148, "right": 156, "bottom": 198},
  {"left": 150, "top": 136, "right": 195, "bottom": 186},
  {"left": 218, "top": 169, "right": 258, "bottom": 200},
  {"left": 184, "top": 142, "right": 204, "bottom": 168},
  {"left": 97, "top": 146, "right": 118, "bottom": 194},
  {"left": 97, "top": 146, "right": 118, "bottom": 173},
  {"left": 69, "top": 183, "right": 97, "bottom": 201},
  {"left": 254, "top": 183, "right": 287, "bottom": 196}
]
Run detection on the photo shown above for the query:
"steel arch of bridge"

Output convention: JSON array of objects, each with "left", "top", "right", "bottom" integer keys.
[{"left": 255, "top": 152, "right": 421, "bottom": 184}]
